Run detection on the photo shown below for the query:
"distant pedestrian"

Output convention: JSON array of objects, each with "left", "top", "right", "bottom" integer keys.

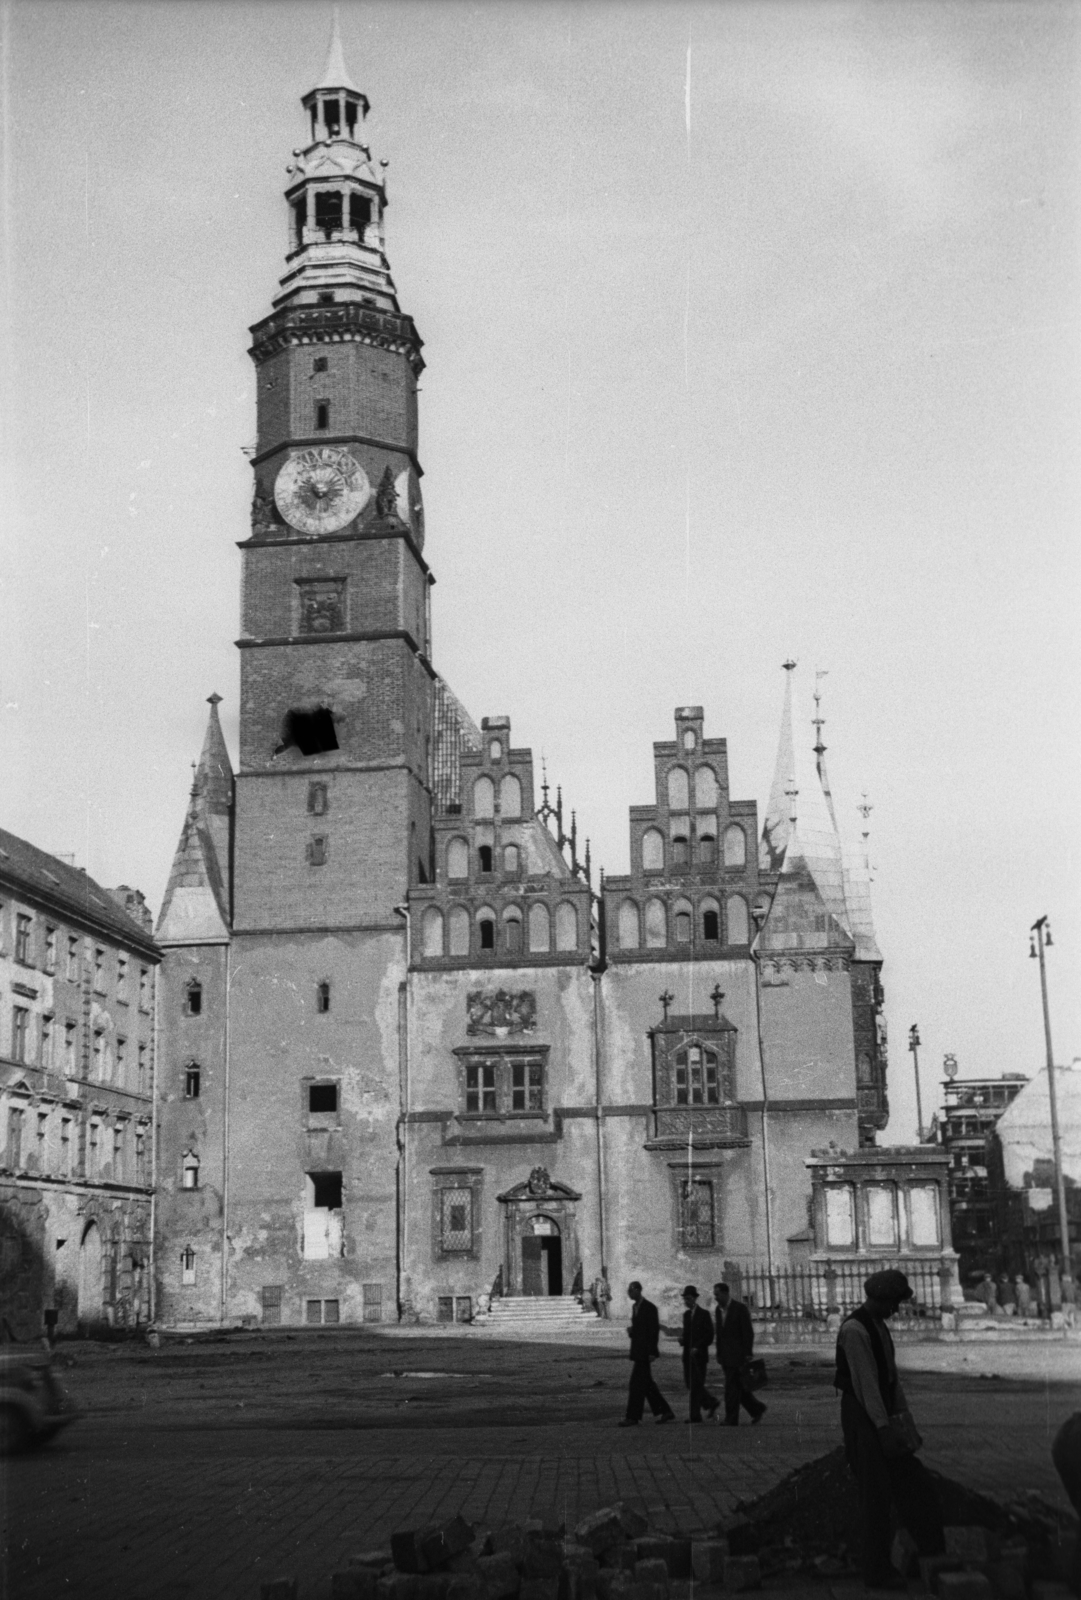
[
  {"left": 571, "top": 1262, "right": 584, "bottom": 1302},
  {"left": 596, "top": 1273, "right": 612, "bottom": 1320},
  {"left": 997, "top": 1274, "right": 1015, "bottom": 1314},
  {"left": 679, "top": 1286, "right": 719, "bottom": 1422},
  {"left": 713, "top": 1282, "right": 766, "bottom": 1427},
  {"left": 835, "top": 1270, "right": 945, "bottom": 1591},
  {"left": 619, "top": 1282, "right": 675, "bottom": 1428},
  {"left": 1015, "top": 1275, "right": 1033, "bottom": 1318},
  {"left": 975, "top": 1273, "right": 997, "bottom": 1311}
]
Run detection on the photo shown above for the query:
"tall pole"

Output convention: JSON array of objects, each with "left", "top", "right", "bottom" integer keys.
[
  {"left": 1031, "top": 918, "right": 1072, "bottom": 1272},
  {"left": 909, "top": 1024, "right": 924, "bottom": 1143}
]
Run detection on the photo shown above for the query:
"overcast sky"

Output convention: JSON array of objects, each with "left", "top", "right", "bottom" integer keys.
[{"left": 2, "top": 0, "right": 1078, "bottom": 1141}]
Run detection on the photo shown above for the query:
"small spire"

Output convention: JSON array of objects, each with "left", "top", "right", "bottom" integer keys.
[
  {"left": 316, "top": 6, "right": 360, "bottom": 92},
  {"left": 785, "top": 776, "right": 799, "bottom": 826}
]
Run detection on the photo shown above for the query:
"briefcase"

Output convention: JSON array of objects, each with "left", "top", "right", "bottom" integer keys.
[{"left": 742, "top": 1358, "right": 768, "bottom": 1391}]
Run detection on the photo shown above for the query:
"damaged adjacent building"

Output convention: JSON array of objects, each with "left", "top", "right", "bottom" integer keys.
[
  {"left": 0, "top": 830, "right": 159, "bottom": 1338},
  {"left": 152, "top": 29, "right": 953, "bottom": 1330}
]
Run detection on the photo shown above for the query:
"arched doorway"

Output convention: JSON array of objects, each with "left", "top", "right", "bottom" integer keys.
[
  {"left": 78, "top": 1220, "right": 104, "bottom": 1327},
  {"left": 521, "top": 1214, "right": 562, "bottom": 1297}
]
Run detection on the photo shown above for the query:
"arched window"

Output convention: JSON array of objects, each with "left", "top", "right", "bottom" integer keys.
[
  {"left": 181, "top": 1246, "right": 196, "bottom": 1285},
  {"left": 473, "top": 776, "right": 494, "bottom": 818},
  {"left": 503, "top": 844, "right": 519, "bottom": 875},
  {"left": 695, "top": 766, "right": 718, "bottom": 809},
  {"left": 726, "top": 895, "right": 749, "bottom": 945},
  {"left": 667, "top": 767, "right": 689, "bottom": 811},
  {"left": 697, "top": 833, "right": 716, "bottom": 864},
  {"left": 724, "top": 824, "right": 746, "bottom": 867},
  {"left": 642, "top": 829, "right": 664, "bottom": 872},
  {"left": 447, "top": 837, "right": 469, "bottom": 880},
  {"left": 499, "top": 773, "right": 522, "bottom": 818},
  {"left": 185, "top": 981, "right": 202, "bottom": 1017},
  {"left": 503, "top": 907, "right": 523, "bottom": 954},
  {"left": 448, "top": 906, "right": 470, "bottom": 957},
  {"left": 181, "top": 1150, "right": 200, "bottom": 1190},
  {"left": 672, "top": 835, "right": 689, "bottom": 866},
  {"left": 316, "top": 981, "right": 331, "bottom": 1012},
  {"left": 701, "top": 898, "right": 720, "bottom": 943},
  {"left": 857, "top": 1051, "right": 874, "bottom": 1084},
  {"left": 478, "top": 845, "right": 493, "bottom": 873},
  {"left": 477, "top": 910, "right": 496, "bottom": 951},
  {"left": 618, "top": 900, "right": 640, "bottom": 950},
  {"left": 555, "top": 902, "right": 578, "bottom": 952},
  {"left": 422, "top": 907, "right": 444, "bottom": 958},
  {"left": 528, "top": 903, "right": 551, "bottom": 953},
  {"left": 674, "top": 902, "right": 692, "bottom": 944},
  {"left": 644, "top": 898, "right": 666, "bottom": 948}
]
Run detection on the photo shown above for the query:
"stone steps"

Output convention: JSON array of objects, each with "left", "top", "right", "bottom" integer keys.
[{"left": 479, "top": 1295, "right": 605, "bottom": 1328}]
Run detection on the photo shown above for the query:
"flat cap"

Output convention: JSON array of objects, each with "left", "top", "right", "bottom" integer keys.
[{"left": 865, "top": 1269, "right": 913, "bottom": 1302}]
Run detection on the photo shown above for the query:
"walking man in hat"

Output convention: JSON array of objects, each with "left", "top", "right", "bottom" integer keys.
[
  {"left": 835, "top": 1270, "right": 945, "bottom": 1590},
  {"left": 713, "top": 1281, "right": 766, "bottom": 1426},
  {"left": 679, "top": 1285, "right": 719, "bottom": 1422},
  {"left": 619, "top": 1281, "right": 676, "bottom": 1427}
]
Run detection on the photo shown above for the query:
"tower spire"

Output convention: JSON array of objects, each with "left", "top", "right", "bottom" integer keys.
[
  {"left": 317, "top": 7, "right": 360, "bottom": 92},
  {"left": 760, "top": 660, "right": 797, "bottom": 871}
]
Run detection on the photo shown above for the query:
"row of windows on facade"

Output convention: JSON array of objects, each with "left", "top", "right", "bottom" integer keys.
[
  {"left": 458, "top": 1051, "right": 726, "bottom": 1119},
  {"left": 180, "top": 979, "right": 332, "bottom": 1018},
  {"left": 639, "top": 823, "right": 746, "bottom": 873},
  {"left": 3, "top": 910, "right": 151, "bottom": 1001},
  {"left": 823, "top": 1182, "right": 943, "bottom": 1251},
  {"left": 433, "top": 1178, "right": 722, "bottom": 1256},
  {"left": 615, "top": 894, "right": 750, "bottom": 950},
  {"left": 7, "top": 1006, "right": 150, "bottom": 1087},
  {"left": 444, "top": 838, "right": 526, "bottom": 880},
  {"left": 420, "top": 901, "right": 580, "bottom": 959},
  {"left": 3, "top": 1103, "right": 148, "bottom": 1185}
]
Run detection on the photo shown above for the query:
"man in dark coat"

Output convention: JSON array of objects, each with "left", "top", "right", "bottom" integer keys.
[
  {"left": 619, "top": 1281, "right": 675, "bottom": 1427},
  {"left": 713, "top": 1281, "right": 766, "bottom": 1426},
  {"left": 679, "top": 1285, "right": 719, "bottom": 1422},
  {"left": 836, "top": 1269, "right": 944, "bottom": 1590}
]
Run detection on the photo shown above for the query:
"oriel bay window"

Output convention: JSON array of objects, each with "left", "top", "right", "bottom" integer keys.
[{"left": 457, "top": 1048, "right": 549, "bottom": 1119}]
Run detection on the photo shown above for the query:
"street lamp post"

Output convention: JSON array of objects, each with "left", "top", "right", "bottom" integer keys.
[
  {"left": 909, "top": 1024, "right": 924, "bottom": 1143},
  {"left": 1030, "top": 918, "right": 1072, "bottom": 1272}
]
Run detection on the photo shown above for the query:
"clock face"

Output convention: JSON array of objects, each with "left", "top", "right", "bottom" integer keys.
[{"left": 274, "top": 447, "right": 370, "bottom": 535}]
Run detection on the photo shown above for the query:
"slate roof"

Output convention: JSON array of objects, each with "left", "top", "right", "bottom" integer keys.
[{"left": 0, "top": 827, "right": 158, "bottom": 954}]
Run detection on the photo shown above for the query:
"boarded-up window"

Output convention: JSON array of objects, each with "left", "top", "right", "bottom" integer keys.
[
  {"left": 499, "top": 773, "right": 521, "bottom": 818},
  {"left": 437, "top": 1296, "right": 454, "bottom": 1322},
  {"left": 362, "top": 1282, "right": 383, "bottom": 1323},
  {"left": 528, "top": 903, "right": 551, "bottom": 952},
  {"left": 645, "top": 898, "right": 666, "bottom": 948},
  {"left": 618, "top": 900, "right": 640, "bottom": 950},
  {"left": 642, "top": 829, "right": 664, "bottom": 871},
  {"left": 503, "top": 844, "right": 519, "bottom": 874},
  {"left": 441, "top": 1187, "right": 473, "bottom": 1252},
  {"left": 449, "top": 907, "right": 470, "bottom": 956},
  {"left": 726, "top": 895, "right": 749, "bottom": 946},
  {"left": 908, "top": 1185, "right": 941, "bottom": 1247},
  {"left": 697, "top": 833, "right": 716, "bottom": 864},
  {"left": 422, "top": 907, "right": 444, "bottom": 958},
  {"left": 695, "top": 766, "right": 718, "bottom": 809},
  {"left": 724, "top": 825, "right": 747, "bottom": 867},
  {"left": 261, "top": 1285, "right": 283, "bottom": 1326},
  {"left": 667, "top": 768, "right": 689, "bottom": 810},
  {"left": 555, "top": 902, "right": 577, "bottom": 952},
  {"left": 447, "top": 837, "right": 469, "bottom": 880},
  {"left": 305, "top": 1299, "right": 322, "bottom": 1325},
  {"left": 503, "top": 909, "right": 522, "bottom": 954},
  {"left": 674, "top": 907, "right": 692, "bottom": 943},
  {"left": 473, "top": 776, "right": 494, "bottom": 818},
  {"left": 825, "top": 1185, "right": 855, "bottom": 1247},
  {"left": 867, "top": 1184, "right": 898, "bottom": 1247}
]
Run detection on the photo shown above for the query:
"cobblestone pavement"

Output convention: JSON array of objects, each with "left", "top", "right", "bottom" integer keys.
[{"left": 2, "top": 1331, "right": 1077, "bottom": 1600}]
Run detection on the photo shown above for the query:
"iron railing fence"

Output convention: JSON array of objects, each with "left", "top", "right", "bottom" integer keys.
[{"left": 721, "top": 1258, "right": 951, "bottom": 1323}]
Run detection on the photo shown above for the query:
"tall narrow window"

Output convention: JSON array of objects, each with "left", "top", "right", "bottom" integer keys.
[
  {"left": 15, "top": 914, "right": 31, "bottom": 964},
  {"left": 478, "top": 915, "right": 495, "bottom": 951},
  {"left": 12, "top": 1007, "right": 29, "bottom": 1063},
  {"left": 307, "top": 782, "right": 329, "bottom": 816},
  {"left": 6, "top": 1107, "right": 24, "bottom": 1169},
  {"left": 315, "top": 400, "right": 330, "bottom": 431},
  {"left": 181, "top": 1247, "right": 196, "bottom": 1286},
  {"left": 350, "top": 193, "right": 370, "bottom": 236},
  {"left": 41, "top": 1013, "right": 54, "bottom": 1068},
  {"left": 139, "top": 968, "right": 149, "bottom": 1010},
  {"left": 60, "top": 1117, "right": 71, "bottom": 1177},
  {"left": 448, "top": 907, "right": 470, "bottom": 957},
  {"left": 421, "top": 908, "right": 444, "bottom": 958},
  {"left": 642, "top": 829, "right": 664, "bottom": 872},
  {"left": 723, "top": 824, "right": 747, "bottom": 867},
  {"left": 465, "top": 1063, "right": 497, "bottom": 1113},
  {"left": 182, "top": 1151, "right": 200, "bottom": 1190},
  {"left": 314, "top": 190, "right": 343, "bottom": 234},
  {"left": 555, "top": 902, "right": 578, "bottom": 952},
  {"left": 528, "top": 903, "right": 551, "bottom": 953},
  {"left": 135, "top": 1127, "right": 147, "bottom": 1185},
  {"left": 674, "top": 908, "right": 692, "bottom": 944},
  {"left": 697, "top": 833, "right": 716, "bottom": 864},
  {"left": 92, "top": 1029, "right": 103, "bottom": 1075},
  {"left": 726, "top": 896, "right": 750, "bottom": 946},
  {"left": 503, "top": 908, "right": 523, "bottom": 954},
  {"left": 45, "top": 927, "right": 57, "bottom": 973},
  {"left": 116, "top": 1036, "right": 126, "bottom": 1084},
  {"left": 35, "top": 1111, "right": 47, "bottom": 1171},
  {"left": 117, "top": 954, "right": 128, "bottom": 1000},
  {"left": 701, "top": 899, "right": 721, "bottom": 943},
  {"left": 67, "top": 936, "right": 79, "bottom": 980},
  {"left": 694, "top": 766, "right": 719, "bottom": 809},
  {"left": 680, "top": 1178, "right": 715, "bottom": 1248},
  {"left": 667, "top": 768, "right": 690, "bottom": 811},
  {"left": 93, "top": 947, "right": 105, "bottom": 992},
  {"left": 672, "top": 835, "right": 689, "bottom": 866},
  {"left": 137, "top": 1042, "right": 148, "bottom": 1094},
  {"left": 473, "top": 776, "right": 495, "bottom": 818},
  {"left": 618, "top": 900, "right": 640, "bottom": 950},
  {"left": 184, "top": 1065, "right": 201, "bottom": 1099},
  {"left": 499, "top": 773, "right": 522, "bottom": 818},
  {"left": 478, "top": 845, "right": 493, "bottom": 873},
  {"left": 511, "top": 1060, "right": 544, "bottom": 1112},
  {"left": 440, "top": 1187, "right": 473, "bottom": 1252},
  {"left": 503, "top": 844, "right": 519, "bottom": 875},
  {"left": 644, "top": 898, "right": 667, "bottom": 948},
  {"left": 185, "top": 981, "right": 202, "bottom": 1016},
  {"left": 317, "top": 981, "right": 331, "bottom": 1012},
  {"left": 64, "top": 1022, "right": 77, "bottom": 1072},
  {"left": 446, "top": 838, "right": 469, "bottom": 880}
]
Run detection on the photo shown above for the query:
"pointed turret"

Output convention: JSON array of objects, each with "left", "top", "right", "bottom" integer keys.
[
  {"left": 760, "top": 660, "right": 796, "bottom": 871},
  {"left": 316, "top": 8, "right": 360, "bottom": 93},
  {"left": 156, "top": 696, "right": 234, "bottom": 945}
]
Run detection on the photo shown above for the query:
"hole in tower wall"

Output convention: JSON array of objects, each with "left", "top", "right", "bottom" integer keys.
[{"left": 277, "top": 708, "right": 339, "bottom": 757}]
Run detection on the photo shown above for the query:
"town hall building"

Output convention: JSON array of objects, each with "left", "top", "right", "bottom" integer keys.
[{"left": 152, "top": 28, "right": 951, "bottom": 1332}]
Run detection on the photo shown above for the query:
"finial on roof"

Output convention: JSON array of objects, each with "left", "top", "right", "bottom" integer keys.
[
  {"left": 207, "top": 692, "right": 222, "bottom": 708},
  {"left": 784, "top": 777, "right": 799, "bottom": 826},
  {"left": 812, "top": 669, "right": 828, "bottom": 754},
  {"left": 783, "top": 658, "right": 797, "bottom": 673},
  {"left": 317, "top": 6, "right": 360, "bottom": 92}
]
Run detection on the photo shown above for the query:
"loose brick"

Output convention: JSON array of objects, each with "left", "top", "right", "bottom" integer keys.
[
  {"left": 891, "top": 1529, "right": 921, "bottom": 1578},
  {"left": 476, "top": 1553, "right": 521, "bottom": 1600},
  {"left": 575, "top": 1512, "right": 626, "bottom": 1558},
  {"left": 946, "top": 1530, "right": 1001, "bottom": 1565},
  {"left": 720, "top": 1556, "right": 761, "bottom": 1593},
  {"left": 692, "top": 1543, "right": 728, "bottom": 1583},
  {"left": 938, "top": 1576, "right": 993, "bottom": 1600},
  {"left": 422, "top": 1519, "right": 477, "bottom": 1571}
]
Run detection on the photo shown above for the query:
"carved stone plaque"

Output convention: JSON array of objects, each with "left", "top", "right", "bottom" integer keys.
[{"left": 466, "top": 989, "right": 536, "bottom": 1037}]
